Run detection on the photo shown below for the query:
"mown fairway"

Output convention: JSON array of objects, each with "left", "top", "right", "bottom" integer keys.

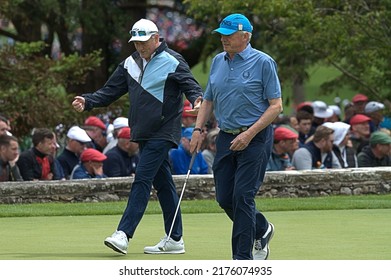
[{"left": 0, "top": 208, "right": 390, "bottom": 260}]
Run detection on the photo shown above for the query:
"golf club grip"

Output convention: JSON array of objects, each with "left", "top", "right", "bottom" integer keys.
[{"left": 188, "top": 153, "right": 196, "bottom": 172}]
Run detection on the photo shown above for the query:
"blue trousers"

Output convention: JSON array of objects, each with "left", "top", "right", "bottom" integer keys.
[
  {"left": 213, "top": 126, "right": 273, "bottom": 260},
  {"left": 117, "top": 139, "right": 183, "bottom": 240}
]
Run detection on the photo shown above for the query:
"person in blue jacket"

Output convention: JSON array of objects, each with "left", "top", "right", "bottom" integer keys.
[
  {"left": 72, "top": 18, "right": 203, "bottom": 255},
  {"left": 169, "top": 127, "right": 208, "bottom": 175}
]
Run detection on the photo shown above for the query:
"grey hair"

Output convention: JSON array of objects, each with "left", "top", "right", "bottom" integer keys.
[{"left": 240, "top": 31, "right": 252, "bottom": 43}]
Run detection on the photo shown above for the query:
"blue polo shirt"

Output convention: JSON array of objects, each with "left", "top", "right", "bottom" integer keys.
[{"left": 204, "top": 44, "right": 281, "bottom": 130}]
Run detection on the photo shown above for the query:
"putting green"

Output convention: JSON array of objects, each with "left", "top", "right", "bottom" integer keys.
[{"left": 0, "top": 209, "right": 390, "bottom": 260}]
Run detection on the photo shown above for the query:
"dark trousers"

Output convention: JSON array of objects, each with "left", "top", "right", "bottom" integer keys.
[
  {"left": 118, "top": 139, "right": 183, "bottom": 240},
  {"left": 213, "top": 126, "right": 273, "bottom": 260}
]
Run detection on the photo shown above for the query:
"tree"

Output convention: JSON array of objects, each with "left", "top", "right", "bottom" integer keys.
[{"left": 0, "top": 41, "right": 101, "bottom": 137}]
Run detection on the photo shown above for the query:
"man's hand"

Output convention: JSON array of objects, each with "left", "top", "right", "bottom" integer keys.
[
  {"left": 189, "top": 130, "right": 203, "bottom": 154},
  {"left": 185, "top": 96, "right": 203, "bottom": 116},
  {"left": 72, "top": 96, "right": 86, "bottom": 112}
]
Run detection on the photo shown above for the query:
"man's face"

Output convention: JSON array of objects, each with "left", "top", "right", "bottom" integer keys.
[
  {"left": 133, "top": 34, "right": 159, "bottom": 60},
  {"left": 281, "top": 138, "right": 299, "bottom": 154},
  {"left": 377, "top": 143, "right": 391, "bottom": 157},
  {"left": 71, "top": 139, "right": 87, "bottom": 155},
  {"left": 321, "top": 134, "right": 334, "bottom": 153},
  {"left": 220, "top": 31, "right": 249, "bottom": 57},
  {"left": 0, "top": 120, "right": 9, "bottom": 136},
  {"left": 36, "top": 137, "right": 55, "bottom": 156},
  {"left": 1, "top": 140, "right": 19, "bottom": 162},
  {"left": 351, "top": 122, "right": 370, "bottom": 138},
  {"left": 298, "top": 119, "right": 312, "bottom": 135}
]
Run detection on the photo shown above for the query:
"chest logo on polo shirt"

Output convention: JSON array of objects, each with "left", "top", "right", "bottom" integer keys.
[{"left": 242, "top": 71, "right": 250, "bottom": 79}]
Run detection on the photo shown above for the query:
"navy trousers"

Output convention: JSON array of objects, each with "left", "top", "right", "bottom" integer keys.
[
  {"left": 117, "top": 139, "right": 183, "bottom": 241},
  {"left": 213, "top": 126, "right": 273, "bottom": 260}
]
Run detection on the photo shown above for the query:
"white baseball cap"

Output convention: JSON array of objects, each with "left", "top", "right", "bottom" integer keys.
[
  {"left": 128, "top": 19, "right": 158, "bottom": 42},
  {"left": 67, "top": 126, "right": 91, "bottom": 143},
  {"left": 364, "top": 101, "right": 385, "bottom": 113},
  {"left": 312, "top": 101, "right": 334, "bottom": 119},
  {"left": 328, "top": 105, "right": 341, "bottom": 116},
  {"left": 113, "top": 117, "right": 129, "bottom": 130}
]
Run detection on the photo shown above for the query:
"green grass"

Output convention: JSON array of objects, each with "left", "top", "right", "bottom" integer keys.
[
  {"left": 1, "top": 195, "right": 390, "bottom": 260},
  {"left": 0, "top": 209, "right": 390, "bottom": 260},
  {"left": 1, "top": 194, "right": 391, "bottom": 218}
]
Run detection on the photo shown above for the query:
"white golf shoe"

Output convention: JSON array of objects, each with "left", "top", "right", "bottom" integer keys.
[
  {"left": 253, "top": 223, "right": 275, "bottom": 260},
  {"left": 104, "top": 230, "right": 129, "bottom": 255},
  {"left": 144, "top": 236, "right": 185, "bottom": 254}
]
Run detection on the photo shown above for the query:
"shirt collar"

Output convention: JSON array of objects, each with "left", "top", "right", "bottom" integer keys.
[{"left": 224, "top": 43, "right": 252, "bottom": 61}]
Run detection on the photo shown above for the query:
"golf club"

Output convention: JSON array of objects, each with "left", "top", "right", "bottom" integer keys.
[{"left": 159, "top": 152, "right": 196, "bottom": 251}]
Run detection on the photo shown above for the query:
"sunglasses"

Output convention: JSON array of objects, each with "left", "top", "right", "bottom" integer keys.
[{"left": 130, "top": 30, "right": 157, "bottom": 37}]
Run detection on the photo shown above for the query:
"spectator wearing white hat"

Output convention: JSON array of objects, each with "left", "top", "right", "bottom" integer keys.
[
  {"left": 323, "top": 122, "right": 357, "bottom": 168},
  {"left": 311, "top": 100, "right": 334, "bottom": 130},
  {"left": 364, "top": 101, "right": 385, "bottom": 132},
  {"left": 57, "top": 126, "right": 92, "bottom": 179},
  {"left": 103, "top": 117, "right": 129, "bottom": 154},
  {"left": 326, "top": 105, "right": 342, "bottom": 122}
]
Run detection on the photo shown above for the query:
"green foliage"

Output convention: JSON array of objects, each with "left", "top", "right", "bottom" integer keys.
[{"left": 0, "top": 41, "right": 102, "bottom": 136}]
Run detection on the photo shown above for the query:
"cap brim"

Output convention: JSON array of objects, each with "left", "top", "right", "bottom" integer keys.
[
  {"left": 212, "top": 27, "right": 237, "bottom": 35},
  {"left": 128, "top": 35, "right": 152, "bottom": 42},
  {"left": 314, "top": 109, "right": 334, "bottom": 119}
]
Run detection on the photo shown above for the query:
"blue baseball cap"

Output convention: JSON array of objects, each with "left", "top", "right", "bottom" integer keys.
[{"left": 213, "top": 13, "right": 253, "bottom": 35}]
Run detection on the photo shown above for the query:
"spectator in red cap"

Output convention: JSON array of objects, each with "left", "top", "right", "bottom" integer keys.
[
  {"left": 70, "top": 148, "right": 107, "bottom": 179},
  {"left": 351, "top": 93, "right": 369, "bottom": 114},
  {"left": 349, "top": 114, "right": 371, "bottom": 154},
  {"left": 182, "top": 102, "right": 197, "bottom": 129},
  {"left": 266, "top": 126, "right": 299, "bottom": 171},
  {"left": 103, "top": 127, "right": 139, "bottom": 177},
  {"left": 84, "top": 116, "right": 108, "bottom": 152}
]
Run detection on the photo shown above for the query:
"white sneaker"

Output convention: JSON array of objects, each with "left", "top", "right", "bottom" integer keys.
[
  {"left": 144, "top": 236, "right": 185, "bottom": 254},
  {"left": 104, "top": 230, "right": 129, "bottom": 255},
  {"left": 253, "top": 223, "right": 275, "bottom": 260}
]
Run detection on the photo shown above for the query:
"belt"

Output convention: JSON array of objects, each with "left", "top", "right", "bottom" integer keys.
[{"left": 222, "top": 126, "right": 248, "bottom": 135}]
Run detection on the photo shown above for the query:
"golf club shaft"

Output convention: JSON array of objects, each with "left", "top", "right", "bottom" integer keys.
[{"left": 163, "top": 153, "right": 196, "bottom": 247}]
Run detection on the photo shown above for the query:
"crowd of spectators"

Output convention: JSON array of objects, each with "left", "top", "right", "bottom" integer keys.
[
  {"left": 269, "top": 93, "right": 391, "bottom": 171},
  {"left": 0, "top": 92, "right": 390, "bottom": 183}
]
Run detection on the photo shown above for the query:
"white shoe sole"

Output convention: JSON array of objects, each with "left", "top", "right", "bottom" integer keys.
[{"left": 104, "top": 240, "right": 127, "bottom": 255}]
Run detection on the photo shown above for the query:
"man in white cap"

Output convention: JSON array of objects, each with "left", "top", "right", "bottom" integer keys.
[
  {"left": 72, "top": 18, "right": 203, "bottom": 255},
  {"left": 311, "top": 100, "right": 334, "bottom": 130},
  {"left": 57, "top": 126, "right": 91, "bottom": 179},
  {"left": 103, "top": 117, "right": 129, "bottom": 154},
  {"left": 364, "top": 101, "right": 385, "bottom": 132}
]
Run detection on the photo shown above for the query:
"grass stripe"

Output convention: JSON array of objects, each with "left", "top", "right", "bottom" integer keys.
[{"left": 1, "top": 194, "right": 391, "bottom": 218}]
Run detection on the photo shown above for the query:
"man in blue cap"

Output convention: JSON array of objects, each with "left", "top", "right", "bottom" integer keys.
[
  {"left": 169, "top": 127, "right": 208, "bottom": 175},
  {"left": 190, "top": 13, "right": 282, "bottom": 260}
]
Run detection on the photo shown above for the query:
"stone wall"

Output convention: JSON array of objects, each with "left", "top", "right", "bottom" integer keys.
[{"left": 0, "top": 167, "right": 390, "bottom": 204}]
